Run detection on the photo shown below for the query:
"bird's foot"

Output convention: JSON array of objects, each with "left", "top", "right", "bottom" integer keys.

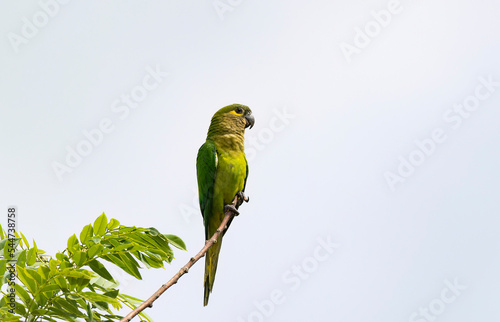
[
  {"left": 224, "top": 204, "right": 240, "bottom": 216},
  {"left": 236, "top": 191, "right": 249, "bottom": 207}
]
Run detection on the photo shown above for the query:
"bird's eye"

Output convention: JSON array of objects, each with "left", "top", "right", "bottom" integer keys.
[{"left": 235, "top": 107, "right": 243, "bottom": 114}]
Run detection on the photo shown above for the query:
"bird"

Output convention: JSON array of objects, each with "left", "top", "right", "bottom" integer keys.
[{"left": 196, "top": 103, "right": 255, "bottom": 306}]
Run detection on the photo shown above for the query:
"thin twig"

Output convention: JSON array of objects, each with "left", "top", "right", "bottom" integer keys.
[{"left": 120, "top": 195, "right": 244, "bottom": 321}]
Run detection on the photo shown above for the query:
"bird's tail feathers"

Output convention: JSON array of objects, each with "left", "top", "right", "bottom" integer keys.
[{"left": 203, "top": 235, "right": 223, "bottom": 306}]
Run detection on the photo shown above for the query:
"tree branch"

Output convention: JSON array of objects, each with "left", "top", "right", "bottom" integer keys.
[{"left": 120, "top": 195, "right": 244, "bottom": 321}]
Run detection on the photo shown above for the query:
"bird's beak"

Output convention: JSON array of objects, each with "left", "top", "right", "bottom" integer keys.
[{"left": 245, "top": 113, "right": 255, "bottom": 129}]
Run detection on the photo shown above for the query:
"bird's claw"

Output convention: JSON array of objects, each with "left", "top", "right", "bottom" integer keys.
[
  {"left": 224, "top": 204, "right": 240, "bottom": 216},
  {"left": 236, "top": 192, "right": 249, "bottom": 205}
]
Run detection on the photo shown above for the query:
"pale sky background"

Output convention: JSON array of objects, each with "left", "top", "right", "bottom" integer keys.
[{"left": 1, "top": 1, "right": 500, "bottom": 321}]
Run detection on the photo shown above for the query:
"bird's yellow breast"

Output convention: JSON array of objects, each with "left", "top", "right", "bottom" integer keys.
[{"left": 213, "top": 151, "right": 247, "bottom": 209}]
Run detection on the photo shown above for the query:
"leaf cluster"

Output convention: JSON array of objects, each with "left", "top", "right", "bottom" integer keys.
[{"left": 0, "top": 213, "right": 186, "bottom": 322}]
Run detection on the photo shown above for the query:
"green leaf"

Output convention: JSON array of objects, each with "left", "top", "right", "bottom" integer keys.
[
  {"left": 54, "top": 276, "right": 69, "bottom": 291},
  {"left": 60, "top": 268, "right": 95, "bottom": 279},
  {"left": 127, "top": 232, "right": 168, "bottom": 254},
  {"left": 147, "top": 227, "right": 160, "bottom": 236},
  {"left": 87, "top": 244, "right": 104, "bottom": 259},
  {"left": 56, "top": 252, "right": 68, "bottom": 261},
  {"left": 20, "top": 233, "right": 30, "bottom": 249},
  {"left": 148, "top": 235, "right": 172, "bottom": 253},
  {"left": 115, "top": 226, "right": 135, "bottom": 233},
  {"left": 102, "top": 254, "right": 141, "bottom": 280},
  {"left": 145, "top": 249, "right": 164, "bottom": 259},
  {"left": 90, "top": 276, "right": 119, "bottom": 289},
  {"left": 0, "top": 311, "right": 22, "bottom": 322},
  {"left": 0, "top": 259, "right": 7, "bottom": 277},
  {"left": 66, "top": 276, "right": 79, "bottom": 291},
  {"left": 93, "top": 213, "right": 108, "bottom": 237},
  {"left": 14, "top": 283, "right": 31, "bottom": 306},
  {"left": 136, "top": 253, "right": 164, "bottom": 269},
  {"left": 53, "top": 297, "right": 86, "bottom": 318},
  {"left": 59, "top": 259, "right": 72, "bottom": 269},
  {"left": 16, "top": 249, "right": 27, "bottom": 267},
  {"left": 16, "top": 266, "right": 37, "bottom": 293},
  {"left": 47, "top": 306, "right": 80, "bottom": 322},
  {"left": 74, "top": 277, "right": 90, "bottom": 292},
  {"left": 87, "top": 259, "right": 114, "bottom": 282},
  {"left": 66, "top": 293, "right": 82, "bottom": 301},
  {"left": 0, "top": 298, "right": 25, "bottom": 320},
  {"left": 67, "top": 234, "right": 79, "bottom": 253},
  {"left": 164, "top": 234, "right": 187, "bottom": 251},
  {"left": 79, "top": 224, "right": 93, "bottom": 244},
  {"left": 0, "top": 238, "right": 7, "bottom": 256},
  {"left": 27, "top": 296, "right": 38, "bottom": 315},
  {"left": 38, "top": 284, "right": 61, "bottom": 294},
  {"left": 107, "top": 219, "right": 120, "bottom": 230},
  {"left": 103, "top": 289, "right": 119, "bottom": 298},
  {"left": 119, "top": 293, "right": 144, "bottom": 305},
  {"left": 118, "top": 294, "right": 153, "bottom": 322},
  {"left": 128, "top": 244, "right": 148, "bottom": 252},
  {"left": 146, "top": 248, "right": 173, "bottom": 264},
  {"left": 15, "top": 232, "right": 22, "bottom": 248},
  {"left": 88, "top": 237, "right": 102, "bottom": 244},
  {"left": 33, "top": 291, "right": 49, "bottom": 308},
  {"left": 25, "top": 268, "right": 42, "bottom": 285},
  {"left": 3, "top": 238, "right": 21, "bottom": 260},
  {"left": 49, "top": 259, "right": 58, "bottom": 275},
  {"left": 93, "top": 299, "right": 110, "bottom": 311},
  {"left": 14, "top": 301, "right": 27, "bottom": 316},
  {"left": 72, "top": 251, "right": 87, "bottom": 267},
  {"left": 37, "top": 265, "right": 50, "bottom": 280},
  {"left": 79, "top": 291, "right": 120, "bottom": 306},
  {"left": 105, "top": 241, "right": 133, "bottom": 253},
  {"left": 31, "top": 308, "right": 50, "bottom": 315},
  {"left": 86, "top": 302, "right": 95, "bottom": 322},
  {"left": 26, "top": 248, "right": 37, "bottom": 266},
  {"left": 122, "top": 252, "right": 142, "bottom": 273}
]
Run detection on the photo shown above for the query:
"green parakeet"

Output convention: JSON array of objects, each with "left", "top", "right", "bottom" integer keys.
[{"left": 196, "top": 104, "right": 255, "bottom": 306}]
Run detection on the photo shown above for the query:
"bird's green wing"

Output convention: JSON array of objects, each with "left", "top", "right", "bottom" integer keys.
[
  {"left": 196, "top": 139, "right": 218, "bottom": 237},
  {"left": 197, "top": 139, "right": 222, "bottom": 306}
]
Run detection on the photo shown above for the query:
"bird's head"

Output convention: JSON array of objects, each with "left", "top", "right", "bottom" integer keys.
[{"left": 208, "top": 104, "right": 255, "bottom": 137}]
